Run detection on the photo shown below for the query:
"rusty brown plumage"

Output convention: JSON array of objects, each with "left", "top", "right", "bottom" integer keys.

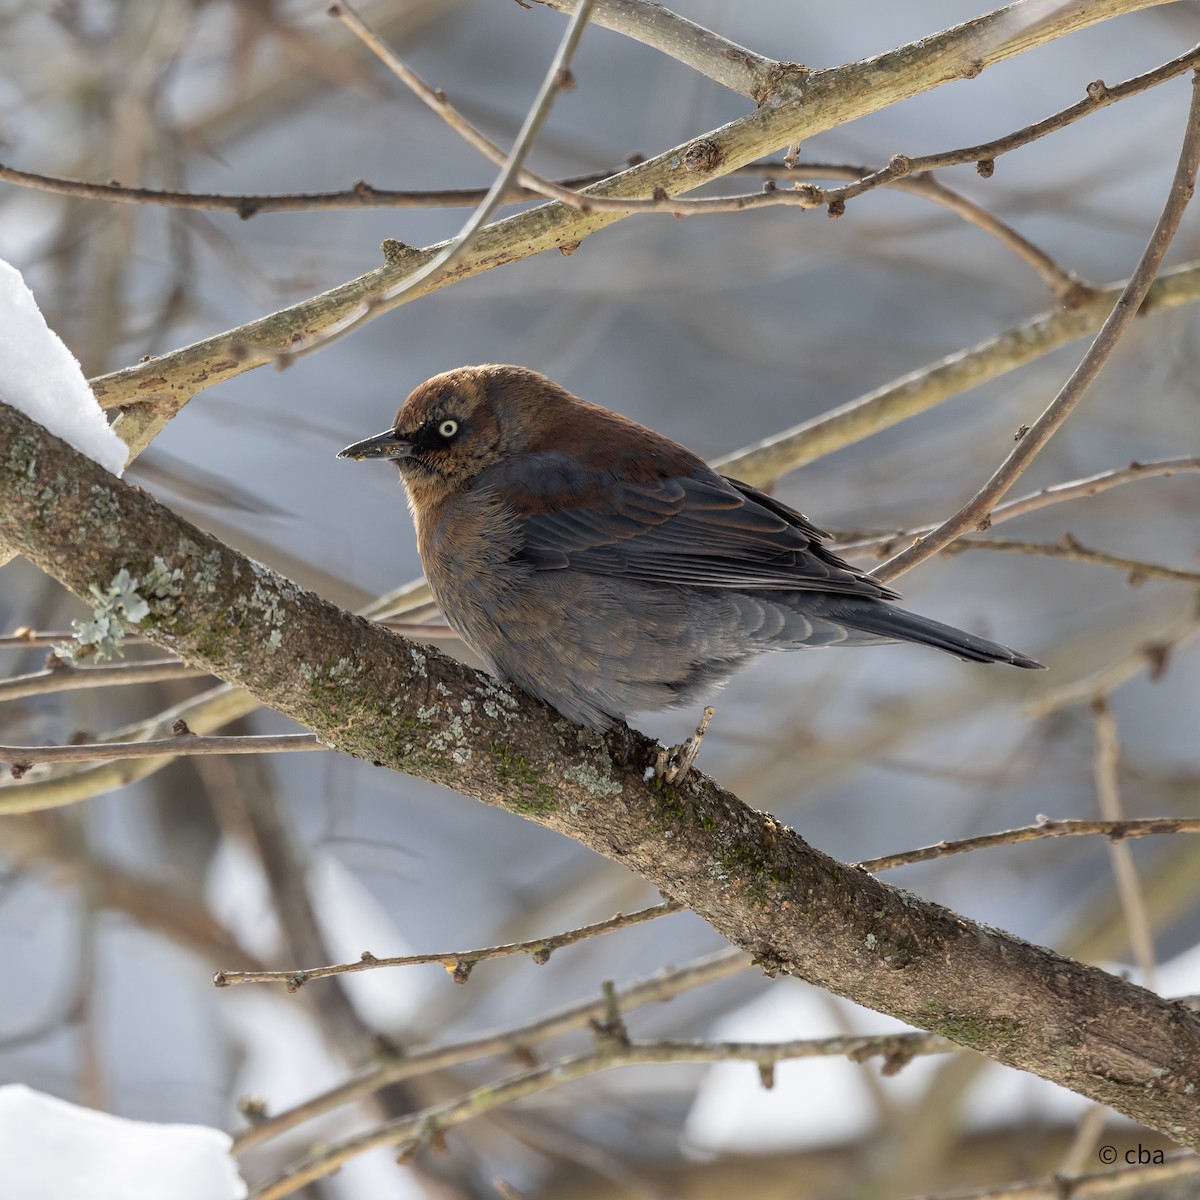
[{"left": 339, "top": 365, "right": 1043, "bottom": 730}]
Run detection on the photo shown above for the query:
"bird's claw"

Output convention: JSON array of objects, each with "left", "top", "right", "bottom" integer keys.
[{"left": 655, "top": 706, "right": 716, "bottom": 785}]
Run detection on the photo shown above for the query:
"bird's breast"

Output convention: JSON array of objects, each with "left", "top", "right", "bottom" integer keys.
[{"left": 415, "top": 489, "right": 528, "bottom": 660}]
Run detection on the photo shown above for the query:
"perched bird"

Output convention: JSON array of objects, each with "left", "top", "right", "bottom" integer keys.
[{"left": 339, "top": 365, "right": 1043, "bottom": 731}]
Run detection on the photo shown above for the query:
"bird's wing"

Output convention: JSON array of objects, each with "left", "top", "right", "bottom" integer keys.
[{"left": 497, "top": 463, "right": 898, "bottom": 599}]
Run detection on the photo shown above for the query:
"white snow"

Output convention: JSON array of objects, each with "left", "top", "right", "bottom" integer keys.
[
  {"left": 0, "top": 257, "right": 127, "bottom": 475},
  {"left": 0, "top": 1084, "right": 247, "bottom": 1200}
]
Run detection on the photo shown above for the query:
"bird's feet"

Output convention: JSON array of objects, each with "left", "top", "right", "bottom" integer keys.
[{"left": 654, "top": 706, "right": 716, "bottom": 785}]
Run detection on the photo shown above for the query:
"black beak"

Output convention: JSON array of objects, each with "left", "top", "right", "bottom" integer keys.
[{"left": 337, "top": 429, "right": 414, "bottom": 461}]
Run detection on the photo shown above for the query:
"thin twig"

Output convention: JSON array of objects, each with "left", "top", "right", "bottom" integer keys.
[
  {"left": 939, "top": 535, "right": 1200, "bottom": 585},
  {"left": 982, "top": 458, "right": 1200, "bottom": 522},
  {"left": 232, "top": 947, "right": 749, "bottom": 1152},
  {"left": 872, "top": 70, "right": 1200, "bottom": 583},
  {"left": 1091, "top": 700, "right": 1156, "bottom": 986},
  {"left": 905, "top": 1150, "right": 1199, "bottom": 1200},
  {"left": 1, "top": 732, "right": 322, "bottom": 775},
  {"left": 0, "top": 154, "right": 1092, "bottom": 306},
  {"left": 857, "top": 816, "right": 1200, "bottom": 874},
  {"left": 901, "top": 41, "right": 1200, "bottom": 176},
  {"left": 334, "top": 3, "right": 792, "bottom": 219},
  {"left": 281, "top": 0, "right": 596, "bottom": 362},
  {"left": 747, "top": 162, "right": 1092, "bottom": 303},
  {"left": 831, "top": 458, "right": 1200, "bottom": 555},
  {"left": 1055, "top": 1102, "right": 1111, "bottom": 1183},
  {"left": 247, "top": 1032, "right": 955, "bottom": 1198},
  {"left": 0, "top": 163, "right": 618, "bottom": 216},
  {"left": 331, "top": 3, "right": 602, "bottom": 213},
  {"left": 215, "top": 900, "right": 683, "bottom": 990},
  {"left": 0, "top": 658, "right": 203, "bottom": 702}
]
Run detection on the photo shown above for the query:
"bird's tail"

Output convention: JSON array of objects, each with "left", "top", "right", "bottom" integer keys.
[{"left": 824, "top": 597, "right": 1045, "bottom": 669}]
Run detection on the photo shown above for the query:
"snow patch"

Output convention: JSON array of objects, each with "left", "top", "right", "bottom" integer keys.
[
  {"left": 0, "top": 1084, "right": 246, "bottom": 1199},
  {"left": 0, "top": 257, "right": 127, "bottom": 475}
]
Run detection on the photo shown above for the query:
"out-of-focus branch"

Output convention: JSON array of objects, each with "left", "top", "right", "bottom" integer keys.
[
  {"left": 711, "top": 263, "right": 1200, "bottom": 488},
  {"left": 327, "top": 0, "right": 597, "bottom": 327},
  {"left": 233, "top": 947, "right": 749, "bottom": 1152},
  {"left": 1028, "top": 602, "right": 1200, "bottom": 717},
  {"left": 0, "top": 681, "right": 258, "bottom": 812},
  {"left": 1091, "top": 700, "right": 1156, "bottom": 986},
  {"left": 526, "top": 0, "right": 783, "bottom": 100},
  {"left": 2, "top": 732, "right": 322, "bottom": 776},
  {"left": 0, "top": 657, "right": 203, "bottom": 701},
  {"left": 909, "top": 1151, "right": 1200, "bottom": 1200},
  {"left": 252, "top": 1032, "right": 961, "bottom": 1197}
]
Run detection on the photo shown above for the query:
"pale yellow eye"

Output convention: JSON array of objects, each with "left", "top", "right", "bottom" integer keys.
[{"left": 438, "top": 419, "right": 459, "bottom": 438}]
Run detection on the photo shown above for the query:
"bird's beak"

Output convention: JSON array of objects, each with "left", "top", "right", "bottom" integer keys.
[{"left": 337, "top": 429, "right": 414, "bottom": 461}]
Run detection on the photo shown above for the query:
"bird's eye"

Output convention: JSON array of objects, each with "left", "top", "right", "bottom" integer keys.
[{"left": 437, "top": 419, "right": 459, "bottom": 439}]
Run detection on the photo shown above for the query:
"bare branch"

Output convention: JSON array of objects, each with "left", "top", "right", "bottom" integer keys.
[
  {"left": 857, "top": 816, "right": 1200, "bottom": 874},
  {"left": 214, "top": 900, "right": 683, "bottom": 989},
  {"left": 760, "top": 163, "right": 1092, "bottom": 303},
  {"left": 873, "top": 71, "right": 1200, "bottom": 583},
  {"left": 904, "top": 40, "right": 1200, "bottom": 175},
  {"left": 249, "top": 1038, "right": 1197, "bottom": 1198},
  {"left": 832, "top": 458, "right": 1200, "bottom": 555},
  {"left": 0, "top": 681, "right": 259, "bottom": 812},
  {"left": 939, "top": 535, "right": 1200, "bottom": 585},
  {"left": 233, "top": 947, "right": 749, "bottom": 1152},
  {"left": 526, "top": 0, "right": 782, "bottom": 100},
  {"left": 0, "top": 657, "right": 202, "bottom": 702},
  {"left": 371, "top": 0, "right": 594, "bottom": 296},
  {"left": 1028, "top": 603, "right": 1200, "bottom": 717},
  {"left": 1, "top": 732, "right": 323, "bottom": 776},
  {"left": 0, "top": 162, "right": 618, "bottom": 216},
  {"left": 1091, "top": 699, "right": 1156, "bottom": 987},
  {"left": 82, "top": 0, "right": 1178, "bottom": 462},
  {"left": 711, "top": 264, "right": 1200, "bottom": 488},
  {"left": 1, "top": 38, "right": 1192, "bottom": 241},
  {"left": 251, "top": 1034, "right": 957, "bottom": 1195}
]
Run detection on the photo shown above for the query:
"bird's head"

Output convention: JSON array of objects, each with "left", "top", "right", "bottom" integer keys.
[
  {"left": 336, "top": 364, "right": 596, "bottom": 504},
  {"left": 339, "top": 363, "right": 695, "bottom": 512}
]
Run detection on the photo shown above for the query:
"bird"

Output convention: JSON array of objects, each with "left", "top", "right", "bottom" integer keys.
[{"left": 338, "top": 365, "right": 1043, "bottom": 731}]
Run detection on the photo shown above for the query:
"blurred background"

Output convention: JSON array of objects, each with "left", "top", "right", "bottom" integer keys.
[{"left": 1, "top": 0, "right": 1199, "bottom": 1196}]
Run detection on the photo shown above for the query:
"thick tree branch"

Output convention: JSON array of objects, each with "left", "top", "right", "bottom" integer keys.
[{"left": 2, "top": 403, "right": 1199, "bottom": 1145}]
